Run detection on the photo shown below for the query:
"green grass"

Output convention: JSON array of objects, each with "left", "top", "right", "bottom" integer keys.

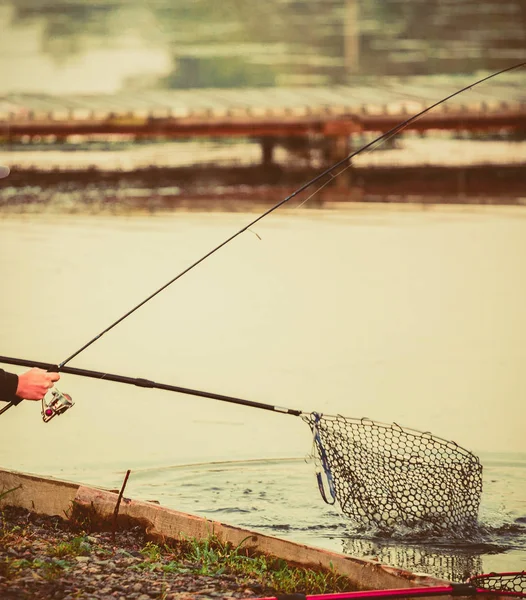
[
  {"left": 0, "top": 485, "right": 22, "bottom": 502},
  {"left": 1, "top": 557, "right": 71, "bottom": 581},
  {"left": 135, "top": 536, "right": 352, "bottom": 595},
  {"left": 48, "top": 535, "right": 92, "bottom": 558},
  {"left": 1, "top": 508, "right": 353, "bottom": 595},
  {"left": 0, "top": 512, "right": 84, "bottom": 581},
  {"left": 0, "top": 518, "right": 27, "bottom": 547}
]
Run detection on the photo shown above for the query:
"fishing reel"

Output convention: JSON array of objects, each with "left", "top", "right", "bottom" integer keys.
[{"left": 41, "top": 388, "right": 74, "bottom": 423}]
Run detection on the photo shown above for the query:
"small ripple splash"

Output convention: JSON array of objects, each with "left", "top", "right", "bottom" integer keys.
[{"left": 123, "top": 455, "right": 526, "bottom": 582}]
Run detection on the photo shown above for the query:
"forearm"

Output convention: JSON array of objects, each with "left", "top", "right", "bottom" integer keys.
[{"left": 0, "top": 368, "right": 19, "bottom": 402}]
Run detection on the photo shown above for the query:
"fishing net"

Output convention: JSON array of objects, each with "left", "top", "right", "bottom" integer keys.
[
  {"left": 303, "top": 413, "right": 482, "bottom": 534},
  {"left": 469, "top": 572, "right": 526, "bottom": 596}
]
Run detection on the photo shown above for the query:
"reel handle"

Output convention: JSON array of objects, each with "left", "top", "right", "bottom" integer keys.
[
  {"left": 41, "top": 366, "right": 73, "bottom": 423},
  {"left": 41, "top": 388, "right": 74, "bottom": 423},
  {"left": 1, "top": 364, "right": 69, "bottom": 419}
]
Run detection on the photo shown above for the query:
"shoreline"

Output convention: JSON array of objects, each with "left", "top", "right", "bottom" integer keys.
[{"left": 0, "top": 468, "right": 450, "bottom": 599}]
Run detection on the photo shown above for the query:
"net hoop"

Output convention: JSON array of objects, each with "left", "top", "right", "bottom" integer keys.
[
  {"left": 303, "top": 412, "right": 482, "bottom": 534},
  {"left": 468, "top": 572, "right": 526, "bottom": 597}
]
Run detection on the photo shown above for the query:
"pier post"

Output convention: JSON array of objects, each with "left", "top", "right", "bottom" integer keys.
[
  {"left": 261, "top": 137, "right": 275, "bottom": 166},
  {"left": 327, "top": 135, "right": 354, "bottom": 194},
  {"left": 327, "top": 135, "right": 351, "bottom": 165}
]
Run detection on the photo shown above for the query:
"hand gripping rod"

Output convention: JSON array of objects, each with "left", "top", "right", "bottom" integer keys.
[{"left": 0, "top": 354, "right": 302, "bottom": 417}]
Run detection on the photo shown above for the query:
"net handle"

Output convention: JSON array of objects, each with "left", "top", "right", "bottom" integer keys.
[
  {"left": 252, "top": 572, "right": 526, "bottom": 600},
  {"left": 0, "top": 354, "right": 302, "bottom": 417}
]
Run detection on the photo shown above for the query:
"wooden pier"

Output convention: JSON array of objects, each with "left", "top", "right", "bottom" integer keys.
[{"left": 1, "top": 76, "right": 525, "bottom": 162}]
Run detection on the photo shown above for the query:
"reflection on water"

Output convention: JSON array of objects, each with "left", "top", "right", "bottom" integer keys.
[{"left": 341, "top": 538, "right": 483, "bottom": 582}]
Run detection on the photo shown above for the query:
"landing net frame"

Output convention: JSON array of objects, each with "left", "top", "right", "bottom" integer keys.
[
  {"left": 469, "top": 572, "right": 526, "bottom": 597},
  {"left": 303, "top": 412, "right": 482, "bottom": 533}
]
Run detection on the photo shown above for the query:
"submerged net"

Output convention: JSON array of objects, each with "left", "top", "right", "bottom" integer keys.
[
  {"left": 469, "top": 572, "right": 526, "bottom": 596},
  {"left": 341, "top": 537, "right": 482, "bottom": 582},
  {"left": 303, "top": 413, "right": 482, "bottom": 534}
]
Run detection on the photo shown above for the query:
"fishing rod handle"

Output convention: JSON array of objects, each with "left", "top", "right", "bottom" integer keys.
[{"left": 0, "top": 355, "right": 303, "bottom": 417}]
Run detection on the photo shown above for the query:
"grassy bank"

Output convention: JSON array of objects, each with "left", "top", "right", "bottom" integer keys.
[{"left": 0, "top": 506, "right": 352, "bottom": 600}]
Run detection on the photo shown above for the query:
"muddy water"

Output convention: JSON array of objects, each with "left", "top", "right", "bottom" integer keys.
[{"left": 1, "top": 204, "right": 525, "bottom": 579}]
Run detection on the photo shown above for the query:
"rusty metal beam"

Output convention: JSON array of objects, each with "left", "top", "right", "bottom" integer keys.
[
  {"left": 1, "top": 110, "right": 525, "bottom": 139},
  {"left": 359, "top": 109, "right": 526, "bottom": 132}
]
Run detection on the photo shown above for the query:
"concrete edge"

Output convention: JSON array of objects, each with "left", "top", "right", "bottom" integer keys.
[{"left": 1, "top": 467, "right": 453, "bottom": 592}]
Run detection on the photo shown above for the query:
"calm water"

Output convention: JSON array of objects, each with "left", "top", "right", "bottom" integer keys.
[{"left": 1, "top": 204, "right": 525, "bottom": 580}]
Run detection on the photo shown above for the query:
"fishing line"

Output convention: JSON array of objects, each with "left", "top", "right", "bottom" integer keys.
[
  {"left": 293, "top": 164, "right": 351, "bottom": 211},
  {"left": 1, "top": 63, "right": 524, "bottom": 409},
  {"left": 292, "top": 116, "right": 411, "bottom": 211},
  {"left": 53, "top": 61, "right": 524, "bottom": 370}
]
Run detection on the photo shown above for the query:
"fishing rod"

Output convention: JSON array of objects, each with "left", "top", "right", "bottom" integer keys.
[
  {"left": 1, "top": 64, "right": 525, "bottom": 389},
  {"left": 20, "top": 60, "right": 520, "bottom": 422},
  {"left": 50, "top": 61, "right": 525, "bottom": 372},
  {"left": 2, "top": 63, "right": 523, "bottom": 400},
  {"left": 251, "top": 571, "right": 526, "bottom": 600},
  {"left": 0, "top": 354, "right": 302, "bottom": 419}
]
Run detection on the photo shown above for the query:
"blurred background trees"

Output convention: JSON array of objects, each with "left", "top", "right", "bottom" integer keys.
[{"left": 1, "top": 0, "right": 525, "bottom": 89}]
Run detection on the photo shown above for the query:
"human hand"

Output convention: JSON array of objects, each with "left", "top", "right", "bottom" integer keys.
[{"left": 16, "top": 368, "right": 60, "bottom": 401}]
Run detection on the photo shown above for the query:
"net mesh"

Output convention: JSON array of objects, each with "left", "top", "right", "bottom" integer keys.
[
  {"left": 303, "top": 413, "right": 482, "bottom": 534},
  {"left": 470, "top": 572, "right": 526, "bottom": 596}
]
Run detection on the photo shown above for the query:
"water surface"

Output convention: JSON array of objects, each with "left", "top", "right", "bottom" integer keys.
[{"left": 1, "top": 204, "right": 525, "bottom": 579}]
